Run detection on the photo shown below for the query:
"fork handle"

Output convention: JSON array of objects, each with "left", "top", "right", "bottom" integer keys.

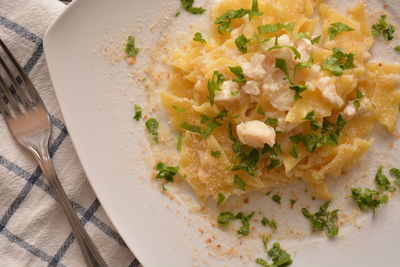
[{"left": 32, "top": 147, "right": 108, "bottom": 267}]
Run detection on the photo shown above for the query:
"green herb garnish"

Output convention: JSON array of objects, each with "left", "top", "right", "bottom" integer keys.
[
  {"left": 229, "top": 66, "right": 247, "bottom": 84},
  {"left": 289, "top": 144, "right": 298, "bottom": 159},
  {"left": 217, "top": 211, "right": 255, "bottom": 236},
  {"left": 328, "top": 22, "right": 354, "bottom": 40},
  {"left": 258, "top": 107, "right": 266, "bottom": 115},
  {"left": 268, "top": 44, "right": 301, "bottom": 59},
  {"left": 235, "top": 34, "right": 250, "bottom": 53},
  {"left": 290, "top": 199, "right": 297, "bottom": 208},
  {"left": 390, "top": 168, "right": 400, "bottom": 185},
  {"left": 371, "top": 15, "right": 395, "bottom": 41},
  {"left": 267, "top": 159, "right": 280, "bottom": 170},
  {"left": 214, "top": 9, "right": 249, "bottom": 33},
  {"left": 145, "top": 118, "right": 159, "bottom": 143},
  {"left": 172, "top": 105, "right": 185, "bottom": 112},
  {"left": 177, "top": 132, "right": 183, "bottom": 150},
  {"left": 275, "top": 58, "right": 307, "bottom": 100},
  {"left": 234, "top": 175, "right": 246, "bottom": 191},
  {"left": 156, "top": 162, "right": 179, "bottom": 182},
  {"left": 217, "top": 192, "right": 226, "bottom": 206},
  {"left": 261, "top": 217, "right": 277, "bottom": 230},
  {"left": 395, "top": 45, "right": 400, "bottom": 52},
  {"left": 181, "top": 109, "right": 228, "bottom": 138},
  {"left": 133, "top": 104, "right": 142, "bottom": 121},
  {"left": 257, "top": 22, "right": 295, "bottom": 35},
  {"left": 208, "top": 71, "right": 225, "bottom": 105},
  {"left": 272, "top": 194, "right": 281, "bottom": 204},
  {"left": 351, "top": 188, "right": 388, "bottom": 217},
  {"left": 321, "top": 48, "right": 355, "bottom": 76},
  {"left": 375, "top": 166, "right": 396, "bottom": 192},
  {"left": 181, "top": 0, "right": 205, "bottom": 15},
  {"left": 294, "top": 54, "right": 314, "bottom": 74},
  {"left": 353, "top": 90, "right": 364, "bottom": 108},
  {"left": 301, "top": 201, "right": 339, "bottom": 238},
  {"left": 211, "top": 150, "right": 222, "bottom": 158},
  {"left": 193, "top": 32, "right": 207, "bottom": 44},
  {"left": 304, "top": 111, "right": 321, "bottom": 130},
  {"left": 125, "top": 36, "right": 139, "bottom": 57},
  {"left": 265, "top": 118, "right": 278, "bottom": 127}
]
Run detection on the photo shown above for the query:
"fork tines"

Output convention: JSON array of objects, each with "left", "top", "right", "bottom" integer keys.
[{"left": 0, "top": 38, "right": 42, "bottom": 118}]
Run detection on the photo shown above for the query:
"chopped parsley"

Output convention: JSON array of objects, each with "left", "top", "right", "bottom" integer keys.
[
  {"left": 311, "top": 35, "right": 321, "bottom": 44},
  {"left": 371, "top": 15, "right": 395, "bottom": 41},
  {"left": 211, "top": 150, "right": 221, "bottom": 158},
  {"left": 193, "top": 32, "right": 207, "bottom": 44},
  {"left": 235, "top": 34, "right": 250, "bottom": 53},
  {"left": 213, "top": 0, "right": 263, "bottom": 33},
  {"left": 261, "top": 216, "right": 277, "bottom": 230},
  {"left": 257, "top": 107, "right": 266, "bottom": 115},
  {"left": 301, "top": 201, "right": 339, "bottom": 238},
  {"left": 256, "top": 241, "right": 293, "bottom": 267},
  {"left": 389, "top": 168, "right": 400, "bottom": 185},
  {"left": 267, "top": 40, "right": 301, "bottom": 59},
  {"left": 351, "top": 188, "right": 388, "bottom": 217},
  {"left": 155, "top": 162, "right": 179, "bottom": 182},
  {"left": 290, "top": 114, "right": 346, "bottom": 152},
  {"left": 248, "top": 0, "right": 264, "bottom": 20},
  {"left": 181, "top": 109, "right": 228, "bottom": 138},
  {"left": 234, "top": 175, "right": 246, "bottom": 191},
  {"left": 275, "top": 58, "right": 307, "bottom": 100},
  {"left": 292, "top": 33, "right": 320, "bottom": 44},
  {"left": 175, "top": 11, "right": 181, "bottom": 17},
  {"left": 133, "top": 104, "right": 142, "bottom": 121},
  {"left": 207, "top": 71, "right": 225, "bottom": 105},
  {"left": 294, "top": 54, "right": 314, "bottom": 74},
  {"left": 289, "top": 144, "right": 298, "bottom": 158},
  {"left": 125, "top": 36, "right": 139, "bottom": 57},
  {"left": 217, "top": 192, "right": 226, "bottom": 206},
  {"left": 172, "top": 105, "right": 185, "bottom": 112},
  {"left": 145, "top": 118, "right": 159, "bottom": 143},
  {"left": 180, "top": 0, "right": 205, "bottom": 15},
  {"left": 177, "top": 133, "right": 183, "bottom": 150},
  {"left": 265, "top": 118, "right": 278, "bottom": 127},
  {"left": 328, "top": 22, "right": 354, "bottom": 40},
  {"left": 304, "top": 111, "right": 321, "bottom": 131},
  {"left": 217, "top": 211, "right": 235, "bottom": 224},
  {"left": 267, "top": 159, "right": 280, "bottom": 170},
  {"left": 229, "top": 66, "right": 247, "bottom": 84},
  {"left": 257, "top": 22, "right": 295, "bottom": 35},
  {"left": 290, "top": 199, "right": 297, "bottom": 208},
  {"left": 395, "top": 45, "right": 400, "bottom": 52},
  {"left": 272, "top": 194, "right": 281, "bottom": 204},
  {"left": 375, "top": 166, "right": 396, "bottom": 192},
  {"left": 353, "top": 90, "right": 364, "bottom": 109},
  {"left": 214, "top": 9, "right": 250, "bottom": 33},
  {"left": 231, "top": 91, "right": 239, "bottom": 96},
  {"left": 321, "top": 48, "right": 356, "bottom": 76},
  {"left": 217, "top": 211, "right": 255, "bottom": 236}
]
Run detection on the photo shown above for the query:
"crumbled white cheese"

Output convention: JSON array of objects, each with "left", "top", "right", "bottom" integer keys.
[
  {"left": 261, "top": 77, "right": 294, "bottom": 111},
  {"left": 242, "top": 80, "right": 260, "bottom": 95},
  {"left": 236, "top": 120, "right": 276, "bottom": 148},
  {"left": 242, "top": 53, "right": 266, "bottom": 80},
  {"left": 215, "top": 81, "right": 241, "bottom": 104},
  {"left": 314, "top": 76, "right": 344, "bottom": 107},
  {"left": 261, "top": 34, "right": 294, "bottom": 63},
  {"left": 343, "top": 97, "right": 371, "bottom": 120}
]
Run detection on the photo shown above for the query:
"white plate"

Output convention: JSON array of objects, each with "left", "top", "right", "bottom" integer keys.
[{"left": 44, "top": 0, "right": 400, "bottom": 266}]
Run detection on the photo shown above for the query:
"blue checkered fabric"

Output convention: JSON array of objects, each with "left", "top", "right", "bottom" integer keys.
[{"left": 0, "top": 0, "right": 140, "bottom": 266}]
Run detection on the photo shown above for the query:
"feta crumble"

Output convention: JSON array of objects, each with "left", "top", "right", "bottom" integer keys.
[{"left": 236, "top": 120, "right": 276, "bottom": 148}]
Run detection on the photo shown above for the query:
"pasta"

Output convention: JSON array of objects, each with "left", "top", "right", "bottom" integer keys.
[{"left": 159, "top": 0, "right": 400, "bottom": 202}]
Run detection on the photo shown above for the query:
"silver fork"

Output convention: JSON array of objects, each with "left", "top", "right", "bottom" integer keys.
[{"left": 0, "top": 39, "right": 107, "bottom": 267}]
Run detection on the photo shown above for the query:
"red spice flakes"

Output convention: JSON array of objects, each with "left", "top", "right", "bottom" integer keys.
[{"left": 243, "top": 198, "right": 249, "bottom": 204}]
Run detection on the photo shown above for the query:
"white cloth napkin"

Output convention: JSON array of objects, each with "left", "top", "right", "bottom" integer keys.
[{"left": 0, "top": 0, "right": 139, "bottom": 266}]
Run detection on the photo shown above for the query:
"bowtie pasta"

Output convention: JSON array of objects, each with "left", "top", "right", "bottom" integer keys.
[{"left": 159, "top": 0, "right": 400, "bottom": 202}]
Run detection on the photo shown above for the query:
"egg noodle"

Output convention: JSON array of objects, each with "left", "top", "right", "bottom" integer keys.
[{"left": 159, "top": 0, "right": 400, "bottom": 202}]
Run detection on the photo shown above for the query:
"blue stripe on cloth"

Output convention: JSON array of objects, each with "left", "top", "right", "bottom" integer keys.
[
  {"left": 0, "top": 155, "right": 126, "bottom": 246},
  {"left": 1, "top": 228, "right": 65, "bottom": 267},
  {"left": 49, "top": 114, "right": 66, "bottom": 131},
  {"left": 0, "top": 16, "right": 42, "bottom": 45},
  {"left": 129, "top": 258, "right": 141, "bottom": 267},
  {"left": 22, "top": 42, "right": 43, "bottom": 74},
  {"left": 48, "top": 199, "right": 101, "bottom": 266}
]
